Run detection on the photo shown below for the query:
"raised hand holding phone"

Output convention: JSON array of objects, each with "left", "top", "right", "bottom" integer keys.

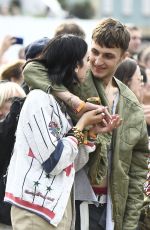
[{"left": 12, "top": 37, "right": 24, "bottom": 45}]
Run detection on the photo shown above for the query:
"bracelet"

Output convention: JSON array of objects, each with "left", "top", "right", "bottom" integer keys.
[
  {"left": 87, "top": 129, "right": 97, "bottom": 142},
  {"left": 88, "top": 130, "right": 97, "bottom": 139},
  {"left": 86, "top": 97, "right": 100, "bottom": 105},
  {"left": 74, "top": 101, "right": 86, "bottom": 114},
  {"left": 66, "top": 127, "right": 84, "bottom": 144},
  {"left": 82, "top": 129, "right": 97, "bottom": 142}
]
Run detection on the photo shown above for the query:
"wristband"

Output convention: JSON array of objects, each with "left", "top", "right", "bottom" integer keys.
[{"left": 74, "top": 101, "right": 86, "bottom": 113}]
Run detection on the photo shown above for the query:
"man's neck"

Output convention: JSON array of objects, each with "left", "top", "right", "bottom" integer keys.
[
  {"left": 103, "top": 78, "right": 113, "bottom": 90},
  {"left": 103, "top": 77, "right": 119, "bottom": 110}
]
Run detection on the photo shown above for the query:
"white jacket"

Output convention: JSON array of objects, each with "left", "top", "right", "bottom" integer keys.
[{"left": 5, "top": 90, "right": 95, "bottom": 227}]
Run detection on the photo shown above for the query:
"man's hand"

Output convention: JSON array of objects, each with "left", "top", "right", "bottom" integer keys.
[
  {"left": 76, "top": 108, "right": 107, "bottom": 131},
  {"left": 89, "top": 114, "right": 122, "bottom": 134}
]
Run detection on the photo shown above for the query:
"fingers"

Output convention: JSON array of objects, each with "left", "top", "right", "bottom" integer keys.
[
  {"left": 95, "top": 108, "right": 105, "bottom": 115},
  {"left": 104, "top": 106, "right": 112, "bottom": 119},
  {"left": 94, "top": 114, "right": 122, "bottom": 134},
  {"left": 82, "top": 108, "right": 123, "bottom": 131}
]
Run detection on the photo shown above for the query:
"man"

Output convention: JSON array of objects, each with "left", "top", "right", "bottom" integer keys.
[
  {"left": 23, "top": 18, "right": 149, "bottom": 230},
  {"left": 0, "top": 35, "right": 17, "bottom": 65},
  {"left": 54, "top": 21, "right": 85, "bottom": 39},
  {"left": 127, "top": 25, "right": 142, "bottom": 60}
]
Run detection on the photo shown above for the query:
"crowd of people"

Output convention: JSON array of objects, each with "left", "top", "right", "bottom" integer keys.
[{"left": 0, "top": 18, "right": 150, "bottom": 230}]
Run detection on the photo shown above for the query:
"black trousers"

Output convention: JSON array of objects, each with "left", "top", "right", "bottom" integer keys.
[
  {"left": 0, "top": 176, "right": 11, "bottom": 225},
  {"left": 75, "top": 201, "right": 107, "bottom": 230}
]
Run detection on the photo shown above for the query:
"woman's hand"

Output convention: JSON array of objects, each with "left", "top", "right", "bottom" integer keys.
[
  {"left": 75, "top": 108, "right": 108, "bottom": 131},
  {"left": 77, "top": 102, "right": 112, "bottom": 125}
]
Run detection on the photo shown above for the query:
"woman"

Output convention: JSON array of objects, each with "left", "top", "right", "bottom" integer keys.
[
  {"left": 0, "top": 81, "right": 26, "bottom": 227},
  {"left": 114, "top": 58, "right": 150, "bottom": 132},
  {"left": 115, "top": 58, "right": 143, "bottom": 102},
  {"left": 115, "top": 58, "right": 150, "bottom": 230},
  {"left": 0, "top": 59, "right": 25, "bottom": 85},
  {"left": 4, "top": 35, "right": 111, "bottom": 230}
]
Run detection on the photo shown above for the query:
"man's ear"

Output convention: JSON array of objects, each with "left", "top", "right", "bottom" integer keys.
[{"left": 121, "top": 51, "right": 129, "bottom": 61}]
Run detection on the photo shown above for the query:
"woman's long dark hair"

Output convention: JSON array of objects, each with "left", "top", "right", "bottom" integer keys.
[
  {"left": 115, "top": 58, "right": 137, "bottom": 86},
  {"left": 39, "top": 34, "right": 87, "bottom": 88}
]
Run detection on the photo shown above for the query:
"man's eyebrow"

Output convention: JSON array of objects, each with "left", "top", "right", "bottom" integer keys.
[{"left": 91, "top": 48, "right": 98, "bottom": 51}]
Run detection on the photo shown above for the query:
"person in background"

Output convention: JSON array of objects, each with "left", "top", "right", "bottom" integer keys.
[
  {"left": 54, "top": 21, "right": 86, "bottom": 39},
  {"left": 0, "top": 81, "right": 26, "bottom": 229},
  {"left": 114, "top": 58, "right": 150, "bottom": 230},
  {"left": 115, "top": 58, "right": 143, "bottom": 102},
  {"left": 24, "top": 21, "right": 85, "bottom": 62},
  {"left": 23, "top": 18, "right": 149, "bottom": 230},
  {"left": 22, "top": 37, "right": 50, "bottom": 94},
  {"left": 0, "top": 59, "right": 25, "bottom": 85},
  {"left": 115, "top": 58, "right": 150, "bottom": 133},
  {"left": 0, "top": 35, "right": 17, "bottom": 65},
  {"left": 126, "top": 25, "right": 142, "bottom": 60},
  {"left": 143, "top": 46, "right": 150, "bottom": 70},
  {"left": 0, "top": 59, "right": 28, "bottom": 94},
  {"left": 24, "top": 37, "right": 50, "bottom": 60},
  {"left": 141, "top": 46, "right": 150, "bottom": 84},
  {"left": 139, "top": 157, "right": 150, "bottom": 230},
  {"left": 18, "top": 47, "right": 26, "bottom": 60}
]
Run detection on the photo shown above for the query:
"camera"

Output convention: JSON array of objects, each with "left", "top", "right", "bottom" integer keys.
[{"left": 12, "top": 37, "right": 24, "bottom": 45}]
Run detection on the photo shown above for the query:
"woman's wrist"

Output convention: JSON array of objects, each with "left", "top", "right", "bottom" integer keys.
[
  {"left": 75, "top": 118, "right": 85, "bottom": 131},
  {"left": 65, "top": 126, "right": 84, "bottom": 145}
]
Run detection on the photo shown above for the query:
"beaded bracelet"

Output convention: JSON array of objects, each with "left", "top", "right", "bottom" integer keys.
[{"left": 66, "top": 127, "right": 84, "bottom": 144}]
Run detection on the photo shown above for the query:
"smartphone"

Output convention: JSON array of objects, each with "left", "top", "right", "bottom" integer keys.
[{"left": 12, "top": 37, "right": 24, "bottom": 45}]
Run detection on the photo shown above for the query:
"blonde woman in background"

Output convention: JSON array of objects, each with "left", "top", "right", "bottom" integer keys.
[{"left": 0, "top": 81, "right": 26, "bottom": 229}]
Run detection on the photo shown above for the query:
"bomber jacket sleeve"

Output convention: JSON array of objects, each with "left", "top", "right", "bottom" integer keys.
[
  {"left": 23, "top": 61, "right": 67, "bottom": 93},
  {"left": 123, "top": 118, "right": 149, "bottom": 230},
  {"left": 19, "top": 89, "right": 80, "bottom": 176}
]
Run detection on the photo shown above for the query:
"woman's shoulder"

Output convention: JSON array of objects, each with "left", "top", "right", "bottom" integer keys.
[
  {"left": 23, "top": 61, "right": 47, "bottom": 75},
  {"left": 24, "top": 60, "right": 44, "bottom": 69},
  {"left": 25, "top": 90, "right": 56, "bottom": 108},
  {"left": 27, "top": 89, "right": 48, "bottom": 102}
]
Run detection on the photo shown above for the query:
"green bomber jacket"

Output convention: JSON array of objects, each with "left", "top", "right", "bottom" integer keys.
[{"left": 23, "top": 61, "right": 149, "bottom": 230}]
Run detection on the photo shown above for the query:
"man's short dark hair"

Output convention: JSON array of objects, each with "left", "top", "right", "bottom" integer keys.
[
  {"left": 92, "top": 18, "right": 130, "bottom": 51},
  {"left": 54, "top": 22, "right": 85, "bottom": 39}
]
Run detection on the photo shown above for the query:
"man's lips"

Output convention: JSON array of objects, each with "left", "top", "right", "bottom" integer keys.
[{"left": 93, "top": 66, "right": 105, "bottom": 72}]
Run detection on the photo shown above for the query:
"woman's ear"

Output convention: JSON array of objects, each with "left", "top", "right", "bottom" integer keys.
[
  {"left": 126, "top": 80, "right": 131, "bottom": 87},
  {"left": 75, "top": 66, "right": 79, "bottom": 74}
]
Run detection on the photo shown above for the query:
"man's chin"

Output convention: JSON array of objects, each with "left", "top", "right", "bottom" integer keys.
[
  {"left": 92, "top": 70, "right": 103, "bottom": 79},
  {"left": 91, "top": 68, "right": 102, "bottom": 78}
]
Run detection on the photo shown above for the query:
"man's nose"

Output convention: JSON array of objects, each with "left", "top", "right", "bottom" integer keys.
[{"left": 95, "top": 55, "right": 103, "bottom": 65}]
